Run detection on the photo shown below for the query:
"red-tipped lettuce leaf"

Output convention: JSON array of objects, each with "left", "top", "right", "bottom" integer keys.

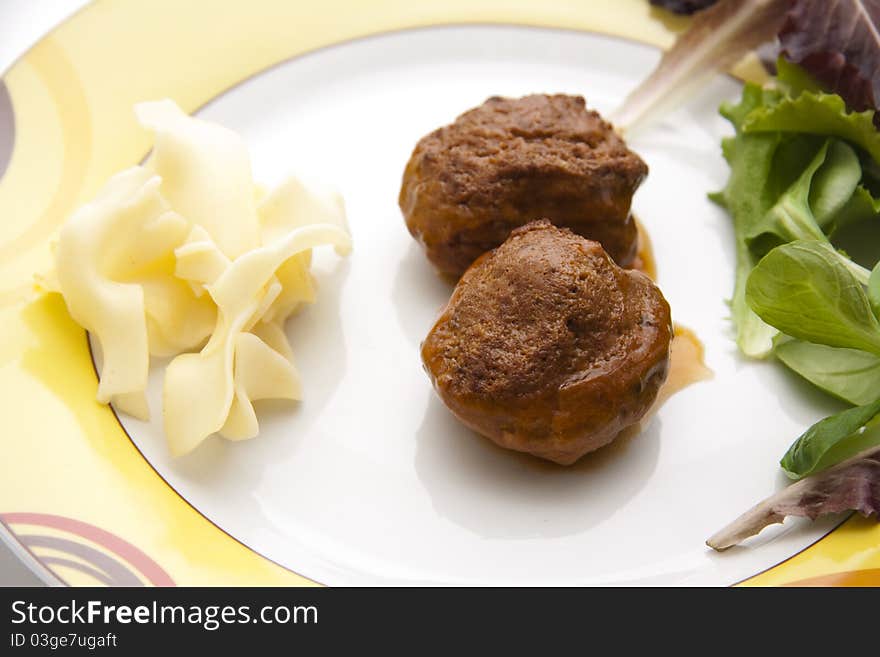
[
  {"left": 780, "top": 0, "right": 880, "bottom": 121},
  {"left": 614, "top": 0, "right": 790, "bottom": 132},
  {"left": 707, "top": 445, "right": 880, "bottom": 550}
]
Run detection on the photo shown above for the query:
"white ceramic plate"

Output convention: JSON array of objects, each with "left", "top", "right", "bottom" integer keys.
[{"left": 106, "top": 25, "right": 844, "bottom": 585}]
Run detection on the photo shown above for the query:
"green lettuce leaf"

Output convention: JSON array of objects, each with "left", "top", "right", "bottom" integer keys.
[
  {"left": 742, "top": 90, "right": 880, "bottom": 164},
  {"left": 713, "top": 85, "right": 783, "bottom": 357},
  {"left": 775, "top": 340, "right": 880, "bottom": 406},
  {"left": 745, "top": 139, "right": 845, "bottom": 246},
  {"left": 825, "top": 185, "right": 880, "bottom": 235},
  {"left": 780, "top": 397, "right": 880, "bottom": 480},
  {"left": 746, "top": 240, "right": 880, "bottom": 354},
  {"left": 809, "top": 140, "right": 864, "bottom": 229},
  {"left": 715, "top": 76, "right": 880, "bottom": 362},
  {"left": 714, "top": 86, "right": 872, "bottom": 357}
]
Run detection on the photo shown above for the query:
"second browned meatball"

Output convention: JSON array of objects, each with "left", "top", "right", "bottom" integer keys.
[
  {"left": 400, "top": 94, "right": 648, "bottom": 278},
  {"left": 421, "top": 220, "right": 672, "bottom": 465}
]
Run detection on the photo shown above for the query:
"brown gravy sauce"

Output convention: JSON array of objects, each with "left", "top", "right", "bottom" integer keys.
[
  {"left": 660, "top": 324, "right": 713, "bottom": 407},
  {"left": 632, "top": 218, "right": 657, "bottom": 281},
  {"left": 630, "top": 217, "right": 712, "bottom": 403}
]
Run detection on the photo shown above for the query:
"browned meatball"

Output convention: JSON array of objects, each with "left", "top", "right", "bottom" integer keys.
[
  {"left": 400, "top": 94, "right": 648, "bottom": 278},
  {"left": 421, "top": 220, "right": 672, "bottom": 465}
]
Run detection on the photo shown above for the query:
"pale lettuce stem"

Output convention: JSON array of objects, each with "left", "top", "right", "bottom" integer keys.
[
  {"left": 775, "top": 198, "right": 828, "bottom": 243},
  {"left": 838, "top": 254, "right": 871, "bottom": 286},
  {"left": 773, "top": 199, "right": 871, "bottom": 285}
]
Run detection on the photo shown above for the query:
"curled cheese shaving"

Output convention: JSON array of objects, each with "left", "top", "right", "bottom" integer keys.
[
  {"left": 49, "top": 99, "right": 351, "bottom": 455},
  {"left": 136, "top": 100, "right": 262, "bottom": 259},
  {"left": 54, "top": 167, "right": 189, "bottom": 419}
]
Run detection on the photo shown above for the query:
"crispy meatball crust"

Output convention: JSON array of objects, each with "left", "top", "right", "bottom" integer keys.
[
  {"left": 400, "top": 94, "right": 648, "bottom": 278},
  {"left": 421, "top": 220, "right": 672, "bottom": 465}
]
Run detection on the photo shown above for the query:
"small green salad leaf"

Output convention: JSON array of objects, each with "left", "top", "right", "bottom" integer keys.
[
  {"left": 745, "top": 139, "right": 854, "bottom": 247},
  {"left": 729, "top": 239, "right": 779, "bottom": 359},
  {"left": 745, "top": 240, "right": 880, "bottom": 354},
  {"left": 780, "top": 397, "right": 880, "bottom": 480},
  {"left": 809, "top": 140, "right": 863, "bottom": 229},
  {"left": 775, "top": 340, "right": 880, "bottom": 406}
]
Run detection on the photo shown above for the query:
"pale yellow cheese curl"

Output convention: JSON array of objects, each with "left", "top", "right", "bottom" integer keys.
[
  {"left": 51, "top": 99, "right": 351, "bottom": 455},
  {"left": 136, "top": 100, "right": 262, "bottom": 259},
  {"left": 54, "top": 168, "right": 190, "bottom": 419},
  {"left": 257, "top": 177, "right": 349, "bottom": 323},
  {"left": 163, "top": 222, "right": 351, "bottom": 456}
]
